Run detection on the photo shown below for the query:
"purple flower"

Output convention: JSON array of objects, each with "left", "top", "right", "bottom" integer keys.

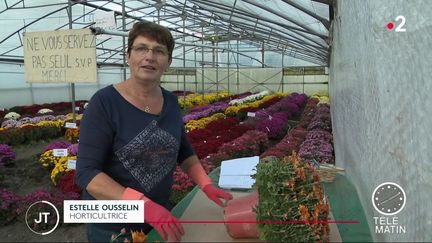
[
  {"left": 256, "top": 117, "right": 287, "bottom": 139},
  {"left": 43, "top": 140, "right": 71, "bottom": 153},
  {"left": 1, "top": 119, "right": 17, "bottom": 129},
  {"left": 67, "top": 144, "right": 79, "bottom": 156},
  {"left": 305, "top": 130, "right": 333, "bottom": 143},
  {"left": 0, "top": 144, "right": 16, "bottom": 165},
  {"left": 55, "top": 115, "right": 67, "bottom": 120},
  {"left": 183, "top": 102, "right": 229, "bottom": 123},
  {"left": 298, "top": 139, "right": 334, "bottom": 164},
  {"left": 0, "top": 189, "right": 20, "bottom": 210}
]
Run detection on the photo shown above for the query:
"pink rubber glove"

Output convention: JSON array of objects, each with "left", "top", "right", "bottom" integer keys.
[
  {"left": 122, "top": 188, "right": 184, "bottom": 242},
  {"left": 202, "top": 184, "right": 233, "bottom": 207},
  {"left": 144, "top": 200, "right": 184, "bottom": 242}
]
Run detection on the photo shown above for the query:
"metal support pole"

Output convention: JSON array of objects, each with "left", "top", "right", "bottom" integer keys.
[
  {"left": 227, "top": 41, "right": 230, "bottom": 94},
  {"left": 302, "top": 67, "right": 305, "bottom": 93},
  {"left": 201, "top": 26, "right": 204, "bottom": 99},
  {"left": 68, "top": 0, "right": 76, "bottom": 123},
  {"left": 193, "top": 9, "right": 197, "bottom": 93},
  {"left": 194, "top": 48, "right": 197, "bottom": 93},
  {"left": 183, "top": 18, "right": 186, "bottom": 98},
  {"left": 122, "top": 0, "right": 127, "bottom": 81},
  {"left": 281, "top": 50, "right": 284, "bottom": 93},
  {"left": 215, "top": 41, "right": 219, "bottom": 96},
  {"left": 261, "top": 42, "right": 265, "bottom": 68},
  {"left": 236, "top": 39, "right": 239, "bottom": 94}
]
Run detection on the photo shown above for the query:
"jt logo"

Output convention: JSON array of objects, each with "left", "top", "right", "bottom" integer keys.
[
  {"left": 25, "top": 201, "right": 59, "bottom": 235},
  {"left": 34, "top": 212, "right": 51, "bottom": 224}
]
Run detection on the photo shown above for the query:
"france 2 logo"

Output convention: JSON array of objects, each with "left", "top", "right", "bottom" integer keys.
[{"left": 387, "top": 16, "right": 406, "bottom": 32}]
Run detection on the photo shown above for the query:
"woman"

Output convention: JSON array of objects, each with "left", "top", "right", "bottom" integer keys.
[{"left": 76, "top": 21, "right": 232, "bottom": 242}]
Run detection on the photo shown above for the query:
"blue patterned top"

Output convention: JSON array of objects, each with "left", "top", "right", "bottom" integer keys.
[{"left": 76, "top": 85, "right": 194, "bottom": 233}]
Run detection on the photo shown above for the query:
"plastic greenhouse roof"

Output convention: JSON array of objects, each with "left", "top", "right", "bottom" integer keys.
[{"left": 0, "top": 0, "right": 331, "bottom": 68}]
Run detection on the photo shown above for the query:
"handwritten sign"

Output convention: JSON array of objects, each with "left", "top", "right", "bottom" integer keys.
[
  {"left": 94, "top": 11, "right": 116, "bottom": 40},
  {"left": 65, "top": 122, "right": 77, "bottom": 128},
  {"left": 247, "top": 112, "right": 256, "bottom": 117},
  {"left": 95, "top": 11, "right": 116, "bottom": 30},
  {"left": 67, "top": 160, "right": 76, "bottom": 170},
  {"left": 53, "top": 149, "right": 68, "bottom": 157},
  {"left": 23, "top": 29, "right": 97, "bottom": 83}
]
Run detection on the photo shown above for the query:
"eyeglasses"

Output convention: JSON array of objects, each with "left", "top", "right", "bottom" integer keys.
[{"left": 131, "top": 45, "right": 169, "bottom": 57}]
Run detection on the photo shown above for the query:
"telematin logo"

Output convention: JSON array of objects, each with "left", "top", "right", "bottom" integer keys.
[
  {"left": 25, "top": 201, "right": 60, "bottom": 235},
  {"left": 372, "top": 182, "right": 407, "bottom": 234}
]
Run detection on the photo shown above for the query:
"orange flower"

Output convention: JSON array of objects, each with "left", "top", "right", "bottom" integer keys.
[
  {"left": 298, "top": 204, "right": 310, "bottom": 224},
  {"left": 131, "top": 229, "right": 147, "bottom": 243},
  {"left": 312, "top": 169, "right": 320, "bottom": 183},
  {"left": 313, "top": 184, "right": 323, "bottom": 199},
  {"left": 65, "top": 127, "right": 80, "bottom": 142},
  {"left": 313, "top": 204, "right": 321, "bottom": 224},
  {"left": 300, "top": 188, "right": 306, "bottom": 196},
  {"left": 297, "top": 167, "right": 306, "bottom": 181},
  {"left": 285, "top": 178, "right": 296, "bottom": 190},
  {"left": 290, "top": 152, "right": 300, "bottom": 168}
]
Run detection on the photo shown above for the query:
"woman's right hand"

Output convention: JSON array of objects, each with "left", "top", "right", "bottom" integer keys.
[{"left": 145, "top": 200, "right": 184, "bottom": 242}]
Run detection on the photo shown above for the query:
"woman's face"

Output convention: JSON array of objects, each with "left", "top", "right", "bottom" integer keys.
[{"left": 127, "top": 35, "right": 172, "bottom": 84}]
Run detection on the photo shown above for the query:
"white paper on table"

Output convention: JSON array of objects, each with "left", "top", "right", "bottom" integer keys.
[
  {"left": 219, "top": 156, "right": 259, "bottom": 175},
  {"left": 218, "top": 156, "right": 259, "bottom": 189},
  {"left": 218, "top": 175, "right": 255, "bottom": 189}
]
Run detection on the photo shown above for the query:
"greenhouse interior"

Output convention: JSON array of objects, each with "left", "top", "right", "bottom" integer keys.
[{"left": 0, "top": 0, "right": 430, "bottom": 242}]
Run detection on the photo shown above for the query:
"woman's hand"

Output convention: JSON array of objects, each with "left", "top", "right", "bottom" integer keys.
[
  {"left": 202, "top": 184, "right": 233, "bottom": 207},
  {"left": 145, "top": 200, "right": 184, "bottom": 242}
]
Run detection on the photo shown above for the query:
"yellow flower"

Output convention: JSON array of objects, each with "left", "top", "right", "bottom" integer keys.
[
  {"left": 39, "top": 150, "right": 59, "bottom": 169},
  {"left": 178, "top": 92, "right": 231, "bottom": 109},
  {"left": 36, "top": 120, "right": 65, "bottom": 128},
  {"left": 185, "top": 112, "right": 225, "bottom": 131},
  {"left": 50, "top": 156, "right": 76, "bottom": 185}
]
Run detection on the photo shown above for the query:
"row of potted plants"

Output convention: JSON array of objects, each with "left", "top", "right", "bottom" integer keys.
[
  {"left": 182, "top": 92, "right": 253, "bottom": 123},
  {"left": 252, "top": 93, "right": 307, "bottom": 139},
  {"left": 178, "top": 91, "right": 231, "bottom": 109},
  {"left": 0, "top": 113, "right": 82, "bottom": 146},
  {"left": 260, "top": 96, "right": 320, "bottom": 159},
  {"left": 298, "top": 103, "right": 334, "bottom": 164},
  {"left": 225, "top": 93, "right": 286, "bottom": 117},
  {"left": 0, "top": 100, "right": 87, "bottom": 119}
]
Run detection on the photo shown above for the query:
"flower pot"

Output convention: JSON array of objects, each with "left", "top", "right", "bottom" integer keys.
[{"left": 224, "top": 192, "right": 259, "bottom": 239}]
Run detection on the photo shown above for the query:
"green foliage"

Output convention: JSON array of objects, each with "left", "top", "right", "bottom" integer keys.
[
  {"left": 170, "top": 189, "right": 190, "bottom": 206},
  {"left": 0, "top": 126, "right": 63, "bottom": 146},
  {"left": 253, "top": 155, "right": 330, "bottom": 242}
]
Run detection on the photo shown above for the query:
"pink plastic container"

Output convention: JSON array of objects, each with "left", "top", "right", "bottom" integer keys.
[{"left": 224, "top": 192, "right": 260, "bottom": 239}]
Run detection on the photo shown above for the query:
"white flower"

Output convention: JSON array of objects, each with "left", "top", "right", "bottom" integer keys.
[
  {"left": 4, "top": 112, "right": 20, "bottom": 120},
  {"left": 37, "top": 108, "right": 54, "bottom": 114}
]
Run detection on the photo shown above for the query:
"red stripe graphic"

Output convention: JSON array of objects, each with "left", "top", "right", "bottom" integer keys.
[{"left": 147, "top": 220, "right": 359, "bottom": 225}]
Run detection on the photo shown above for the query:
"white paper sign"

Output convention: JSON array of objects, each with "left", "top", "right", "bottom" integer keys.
[
  {"left": 23, "top": 29, "right": 97, "bottom": 83},
  {"left": 53, "top": 149, "right": 68, "bottom": 157},
  {"left": 67, "top": 160, "right": 76, "bottom": 170},
  {"left": 94, "top": 11, "right": 116, "bottom": 31},
  {"left": 94, "top": 11, "right": 116, "bottom": 40},
  {"left": 247, "top": 112, "right": 256, "bottom": 117},
  {"left": 218, "top": 156, "right": 259, "bottom": 189},
  {"left": 65, "top": 122, "right": 77, "bottom": 128},
  {"left": 218, "top": 175, "right": 255, "bottom": 189}
]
